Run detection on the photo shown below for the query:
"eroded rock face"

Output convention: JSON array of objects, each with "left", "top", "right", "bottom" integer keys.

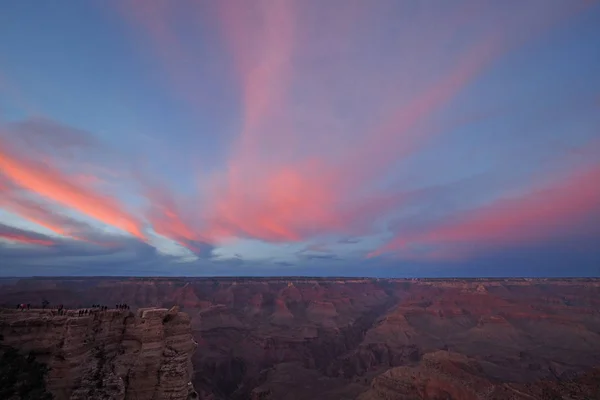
[
  {"left": 0, "top": 307, "right": 198, "bottom": 400},
  {"left": 358, "top": 351, "right": 494, "bottom": 400},
  {"left": 357, "top": 351, "right": 600, "bottom": 400}
]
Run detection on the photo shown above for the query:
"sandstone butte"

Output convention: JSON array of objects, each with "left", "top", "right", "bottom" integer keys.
[{"left": 0, "top": 306, "right": 198, "bottom": 400}]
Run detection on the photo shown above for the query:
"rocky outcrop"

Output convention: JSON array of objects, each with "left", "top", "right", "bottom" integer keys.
[
  {"left": 357, "top": 351, "right": 495, "bottom": 400},
  {"left": 358, "top": 351, "right": 600, "bottom": 400},
  {"left": 0, "top": 306, "right": 198, "bottom": 400}
]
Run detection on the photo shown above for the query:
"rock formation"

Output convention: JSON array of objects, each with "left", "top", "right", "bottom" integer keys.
[
  {"left": 358, "top": 351, "right": 600, "bottom": 400},
  {"left": 1, "top": 277, "right": 599, "bottom": 399},
  {"left": 0, "top": 306, "right": 198, "bottom": 400}
]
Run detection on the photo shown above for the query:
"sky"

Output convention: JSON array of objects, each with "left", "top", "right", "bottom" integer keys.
[{"left": 0, "top": 0, "right": 599, "bottom": 277}]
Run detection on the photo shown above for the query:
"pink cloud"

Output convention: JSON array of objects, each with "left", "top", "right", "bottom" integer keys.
[
  {"left": 202, "top": 160, "right": 342, "bottom": 242},
  {"left": 198, "top": 9, "right": 506, "bottom": 243},
  {"left": 90, "top": 1, "right": 599, "bottom": 250},
  {"left": 0, "top": 139, "right": 145, "bottom": 240},
  {"left": 142, "top": 182, "right": 207, "bottom": 252},
  {"left": 0, "top": 231, "right": 56, "bottom": 247},
  {"left": 196, "top": 1, "right": 592, "bottom": 246},
  {"left": 0, "top": 192, "right": 73, "bottom": 238},
  {"left": 370, "top": 163, "right": 600, "bottom": 260},
  {"left": 217, "top": 0, "right": 296, "bottom": 163}
]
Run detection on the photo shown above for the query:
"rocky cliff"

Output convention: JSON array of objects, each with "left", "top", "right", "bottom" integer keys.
[{"left": 0, "top": 306, "right": 198, "bottom": 400}]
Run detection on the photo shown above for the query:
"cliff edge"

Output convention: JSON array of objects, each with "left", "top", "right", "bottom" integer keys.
[{"left": 0, "top": 306, "right": 198, "bottom": 400}]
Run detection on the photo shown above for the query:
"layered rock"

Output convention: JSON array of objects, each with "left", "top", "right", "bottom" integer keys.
[
  {"left": 0, "top": 306, "right": 198, "bottom": 400},
  {"left": 358, "top": 351, "right": 600, "bottom": 400}
]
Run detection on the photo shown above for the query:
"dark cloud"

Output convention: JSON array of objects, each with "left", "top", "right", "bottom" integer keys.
[
  {"left": 0, "top": 223, "right": 59, "bottom": 246},
  {"left": 6, "top": 117, "right": 99, "bottom": 150},
  {"left": 274, "top": 261, "right": 295, "bottom": 267},
  {"left": 1, "top": 117, "right": 104, "bottom": 168},
  {"left": 1, "top": 116, "right": 132, "bottom": 180},
  {"left": 295, "top": 243, "right": 330, "bottom": 255},
  {"left": 337, "top": 237, "right": 361, "bottom": 244},
  {"left": 0, "top": 223, "right": 177, "bottom": 276},
  {"left": 301, "top": 253, "right": 341, "bottom": 261},
  {"left": 180, "top": 240, "right": 216, "bottom": 258},
  {"left": 2, "top": 239, "right": 599, "bottom": 278}
]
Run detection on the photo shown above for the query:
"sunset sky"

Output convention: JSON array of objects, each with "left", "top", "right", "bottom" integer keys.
[{"left": 1, "top": 0, "right": 599, "bottom": 277}]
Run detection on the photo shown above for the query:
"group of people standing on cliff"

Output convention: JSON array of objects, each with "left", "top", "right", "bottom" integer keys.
[
  {"left": 76, "top": 304, "right": 129, "bottom": 316},
  {"left": 14, "top": 302, "right": 131, "bottom": 315},
  {"left": 16, "top": 303, "right": 63, "bottom": 313},
  {"left": 78, "top": 305, "right": 107, "bottom": 316}
]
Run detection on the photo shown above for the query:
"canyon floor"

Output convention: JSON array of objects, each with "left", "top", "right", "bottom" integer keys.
[{"left": 1, "top": 277, "right": 599, "bottom": 400}]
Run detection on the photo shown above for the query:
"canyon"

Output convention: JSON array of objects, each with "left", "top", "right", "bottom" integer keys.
[{"left": 0, "top": 277, "right": 599, "bottom": 399}]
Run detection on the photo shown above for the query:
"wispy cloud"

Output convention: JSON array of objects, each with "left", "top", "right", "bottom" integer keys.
[
  {"left": 0, "top": 194, "right": 83, "bottom": 239},
  {"left": 338, "top": 237, "right": 360, "bottom": 245},
  {"left": 0, "top": 1, "right": 597, "bottom": 275},
  {"left": 220, "top": 0, "right": 295, "bottom": 156},
  {"left": 196, "top": 0, "right": 587, "bottom": 246},
  {"left": 0, "top": 223, "right": 57, "bottom": 247},
  {"left": 0, "top": 138, "right": 144, "bottom": 239},
  {"left": 117, "top": 0, "right": 213, "bottom": 112},
  {"left": 140, "top": 179, "right": 202, "bottom": 251},
  {"left": 371, "top": 163, "right": 600, "bottom": 260}
]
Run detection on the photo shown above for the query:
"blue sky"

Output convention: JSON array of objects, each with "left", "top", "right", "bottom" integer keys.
[{"left": 0, "top": 0, "right": 599, "bottom": 277}]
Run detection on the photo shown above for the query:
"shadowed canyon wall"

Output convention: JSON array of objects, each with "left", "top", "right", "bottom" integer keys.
[{"left": 0, "top": 306, "right": 198, "bottom": 400}]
